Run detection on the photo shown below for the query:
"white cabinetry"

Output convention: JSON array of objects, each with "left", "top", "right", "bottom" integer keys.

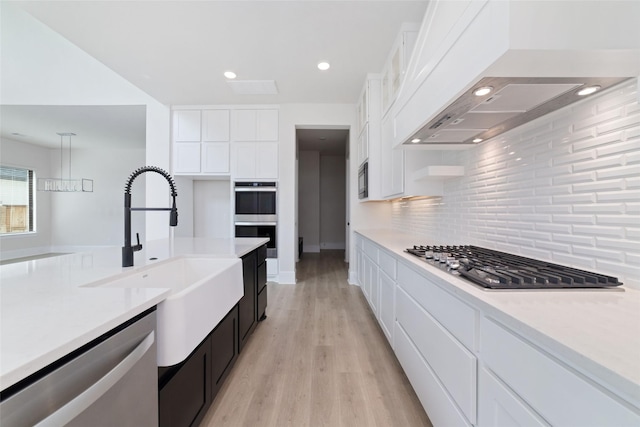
[
  {"left": 230, "top": 109, "right": 279, "bottom": 179},
  {"left": 480, "top": 318, "right": 640, "bottom": 427},
  {"left": 231, "top": 109, "right": 278, "bottom": 142},
  {"left": 381, "top": 24, "right": 419, "bottom": 116},
  {"left": 478, "top": 367, "right": 549, "bottom": 427},
  {"left": 356, "top": 232, "right": 640, "bottom": 427},
  {"left": 380, "top": 113, "right": 404, "bottom": 198},
  {"left": 173, "top": 109, "right": 230, "bottom": 176},
  {"left": 396, "top": 261, "right": 477, "bottom": 425},
  {"left": 356, "top": 78, "right": 380, "bottom": 168}
]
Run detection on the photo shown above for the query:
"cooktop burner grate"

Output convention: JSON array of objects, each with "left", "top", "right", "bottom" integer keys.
[{"left": 405, "top": 245, "right": 622, "bottom": 290}]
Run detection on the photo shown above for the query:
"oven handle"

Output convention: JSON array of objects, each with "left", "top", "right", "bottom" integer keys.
[
  {"left": 234, "top": 187, "right": 276, "bottom": 192},
  {"left": 235, "top": 222, "right": 277, "bottom": 226}
]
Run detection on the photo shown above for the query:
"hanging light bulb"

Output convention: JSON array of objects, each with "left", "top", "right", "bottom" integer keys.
[{"left": 37, "top": 133, "right": 93, "bottom": 192}]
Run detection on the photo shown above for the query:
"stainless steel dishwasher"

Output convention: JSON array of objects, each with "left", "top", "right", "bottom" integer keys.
[{"left": 0, "top": 310, "right": 158, "bottom": 427}]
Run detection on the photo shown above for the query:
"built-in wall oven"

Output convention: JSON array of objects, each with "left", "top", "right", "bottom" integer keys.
[{"left": 234, "top": 182, "right": 277, "bottom": 258}]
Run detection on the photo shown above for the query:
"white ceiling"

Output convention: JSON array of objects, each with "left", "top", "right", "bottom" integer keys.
[
  {"left": 0, "top": 105, "right": 146, "bottom": 149},
  {"left": 298, "top": 128, "right": 348, "bottom": 155},
  {"left": 13, "top": 0, "right": 429, "bottom": 105}
]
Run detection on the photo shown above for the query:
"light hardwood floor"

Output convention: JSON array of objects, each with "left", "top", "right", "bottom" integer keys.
[{"left": 201, "top": 250, "right": 432, "bottom": 427}]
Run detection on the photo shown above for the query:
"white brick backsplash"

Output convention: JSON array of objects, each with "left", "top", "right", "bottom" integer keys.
[
  {"left": 391, "top": 80, "right": 640, "bottom": 289},
  {"left": 572, "top": 180, "right": 625, "bottom": 193},
  {"left": 596, "top": 164, "right": 640, "bottom": 180},
  {"left": 572, "top": 246, "right": 624, "bottom": 262},
  {"left": 573, "top": 203, "right": 624, "bottom": 214},
  {"left": 572, "top": 225, "right": 624, "bottom": 238}
]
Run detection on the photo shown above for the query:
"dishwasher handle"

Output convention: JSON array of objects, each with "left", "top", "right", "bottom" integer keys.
[{"left": 35, "top": 331, "right": 155, "bottom": 427}]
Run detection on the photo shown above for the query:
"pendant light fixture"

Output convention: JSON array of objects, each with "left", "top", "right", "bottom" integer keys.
[{"left": 37, "top": 132, "right": 93, "bottom": 192}]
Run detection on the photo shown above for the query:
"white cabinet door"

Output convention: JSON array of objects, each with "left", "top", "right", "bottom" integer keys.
[
  {"left": 256, "top": 142, "right": 278, "bottom": 179},
  {"left": 232, "top": 110, "right": 257, "bottom": 141},
  {"left": 369, "top": 259, "right": 379, "bottom": 315},
  {"left": 379, "top": 270, "right": 395, "bottom": 345},
  {"left": 256, "top": 110, "right": 278, "bottom": 141},
  {"left": 202, "top": 110, "right": 230, "bottom": 142},
  {"left": 478, "top": 367, "right": 549, "bottom": 427},
  {"left": 173, "top": 110, "right": 201, "bottom": 142},
  {"left": 202, "top": 142, "right": 229, "bottom": 174},
  {"left": 173, "top": 142, "right": 201, "bottom": 173},
  {"left": 381, "top": 113, "right": 404, "bottom": 198},
  {"left": 231, "top": 109, "right": 278, "bottom": 141},
  {"left": 358, "top": 124, "right": 369, "bottom": 165},
  {"left": 232, "top": 142, "right": 257, "bottom": 179}
]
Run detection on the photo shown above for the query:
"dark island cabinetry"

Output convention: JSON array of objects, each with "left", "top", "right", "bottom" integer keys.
[{"left": 158, "top": 244, "right": 267, "bottom": 426}]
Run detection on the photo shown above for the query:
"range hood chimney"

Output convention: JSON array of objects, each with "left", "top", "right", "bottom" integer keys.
[{"left": 393, "top": 0, "right": 640, "bottom": 149}]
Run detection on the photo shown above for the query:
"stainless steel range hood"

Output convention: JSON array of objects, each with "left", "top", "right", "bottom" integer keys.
[{"left": 405, "top": 76, "right": 630, "bottom": 147}]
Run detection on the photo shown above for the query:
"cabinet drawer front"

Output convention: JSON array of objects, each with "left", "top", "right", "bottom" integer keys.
[
  {"left": 478, "top": 367, "right": 549, "bottom": 427},
  {"left": 396, "top": 286, "right": 477, "bottom": 424},
  {"left": 363, "top": 239, "right": 378, "bottom": 261},
  {"left": 378, "top": 248, "right": 397, "bottom": 279},
  {"left": 481, "top": 318, "right": 640, "bottom": 426},
  {"left": 397, "top": 262, "right": 477, "bottom": 350},
  {"left": 394, "top": 322, "right": 472, "bottom": 427}
]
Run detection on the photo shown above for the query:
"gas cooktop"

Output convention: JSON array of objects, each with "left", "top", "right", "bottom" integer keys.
[{"left": 405, "top": 245, "right": 623, "bottom": 290}]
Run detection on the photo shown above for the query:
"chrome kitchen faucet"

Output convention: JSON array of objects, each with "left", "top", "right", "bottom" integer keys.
[{"left": 122, "top": 166, "right": 178, "bottom": 267}]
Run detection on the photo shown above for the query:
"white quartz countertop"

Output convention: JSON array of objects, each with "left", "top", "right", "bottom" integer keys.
[
  {"left": 356, "top": 229, "right": 640, "bottom": 405},
  {"left": 0, "top": 237, "right": 268, "bottom": 390}
]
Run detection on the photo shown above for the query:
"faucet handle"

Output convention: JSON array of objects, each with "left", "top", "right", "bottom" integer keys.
[{"left": 134, "top": 232, "right": 143, "bottom": 252}]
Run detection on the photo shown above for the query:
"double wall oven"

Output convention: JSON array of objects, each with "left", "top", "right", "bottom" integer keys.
[{"left": 234, "top": 182, "right": 277, "bottom": 258}]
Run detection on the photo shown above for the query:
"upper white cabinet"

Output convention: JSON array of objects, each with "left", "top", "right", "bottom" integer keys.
[
  {"left": 231, "top": 142, "right": 278, "bottom": 180},
  {"left": 173, "top": 109, "right": 230, "bottom": 175},
  {"left": 231, "top": 109, "right": 278, "bottom": 142},
  {"left": 202, "top": 110, "right": 230, "bottom": 142},
  {"left": 381, "top": 24, "right": 419, "bottom": 116},
  {"left": 230, "top": 109, "right": 279, "bottom": 179},
  {"left": 173, "top": 110, "right": 202, "bottom": 142}
]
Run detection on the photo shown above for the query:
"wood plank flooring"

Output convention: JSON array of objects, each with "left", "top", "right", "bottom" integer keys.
[{"left": 201, "top": 250, "right": 432, "bottom": 427}]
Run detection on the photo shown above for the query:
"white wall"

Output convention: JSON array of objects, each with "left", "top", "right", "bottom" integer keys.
[
  {"left": 320, "top": 154, "right": 346, "bottom": 250},
  {"left": 193, "top": 180, "right": 232, "bottom": 238},
  {"left": 298, "top": 151, "right": 321, "bottom": 252},
  {"left": 50, "top": 147, "right": 146, "bottom": 250},
  {"left": 0, "top": 3, "right": 171, "bottom": 244},
  {"left": 0, "top": 138, "right": 52, "bottom": 258},
  {"left": 280, "top": 104, "right": 390, "bottom": 284},
  {"left": 392, "top": 80, "right": 640, "bottom": 289}
]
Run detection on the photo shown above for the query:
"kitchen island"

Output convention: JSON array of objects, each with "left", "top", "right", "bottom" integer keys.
[
  {"left": 355, "top": 229, "right": 640, "bottom": 426},
  {"left": 0, "top": 237, "right": 268, "bottom": 392}
]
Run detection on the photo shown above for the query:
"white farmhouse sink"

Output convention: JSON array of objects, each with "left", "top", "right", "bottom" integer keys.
[{"left": 87, "top": 257, "right": 243, "bottom": 366}]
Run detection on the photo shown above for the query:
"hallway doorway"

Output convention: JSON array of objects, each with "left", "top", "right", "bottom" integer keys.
[{"left": 296, "top": 128, "right": 349, "bottom": 266}]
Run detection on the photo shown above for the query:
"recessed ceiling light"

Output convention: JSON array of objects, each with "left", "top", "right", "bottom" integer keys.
[
  {"left": 474, "top": 86, "right": 493, "bottom": 97},
  {"left": 411, "top": 138, "right": 421, "bottom": 143},
  {"left": 317, "top": 62, "right": 330, "bottom": 71},
  {"left": 224, "top": 71, "right": 237, "bottom": 79},
  {"left": 472, "top": 138, "right": 483, "bottom": 143},
  {"left": 319, "top": 137, "right": 326, "bottom": 140},
  {"left": 577, "top": 85, "right": 601, "bottom": 96}
]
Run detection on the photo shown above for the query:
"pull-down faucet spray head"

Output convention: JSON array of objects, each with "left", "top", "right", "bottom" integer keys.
[{"left": 122, "top": 166, "right": 178, "bottom": 267}]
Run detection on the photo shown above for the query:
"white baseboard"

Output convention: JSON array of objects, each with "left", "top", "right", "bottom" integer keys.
[
  {"left": 348, "top": 269, "right": 360, "bottom": 286},
  {"left": 277, "top": 270, "right": 296, "bottom": 284},
  {"left": 304, "top": 244, "right": 320, "bottom": 253},
  {"left": 320, "top": 242, "right": 346, "bottom": 250}
]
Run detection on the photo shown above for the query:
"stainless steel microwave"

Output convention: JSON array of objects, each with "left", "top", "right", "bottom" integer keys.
[{"left": 358, "top": 162, "right": 368, "bottom": 199}]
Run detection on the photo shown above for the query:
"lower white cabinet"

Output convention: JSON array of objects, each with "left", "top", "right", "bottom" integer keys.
[
  {"left": 232, "top": 142, "right": 278, "bottom": 179},
  {"left": 355, "top": 233, "right": 640, "bottom": 427},
  {"left": 378, "top": 270, "right": 395, "bottom": 344},
  {"left": 478, "top": 367, "right": 549, "bottom": 427},
  {"left": 480, "top": 317, "right": 640, "bottom": 427}
]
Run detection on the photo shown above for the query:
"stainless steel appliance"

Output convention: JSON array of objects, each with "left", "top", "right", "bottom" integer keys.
[
  {"left": 234, "top": 182, "right": 277, "bottom": 258},
  {"left": 405, "top": 245, "right": 623, "bottom": 290},
  {"left": 358, "top": 162, "right": 368, "bottom": 199},
  {"left": 0, "top": 311, "right": 158, "bottom": 426}
]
